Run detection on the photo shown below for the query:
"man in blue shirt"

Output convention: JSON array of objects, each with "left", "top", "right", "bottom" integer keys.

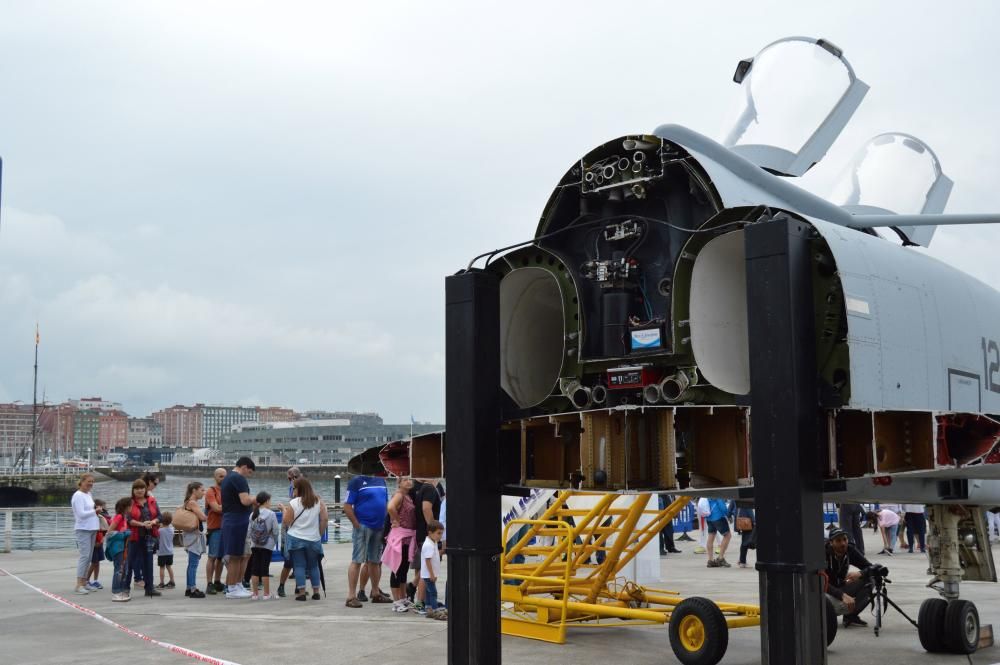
[
  {"left": 344, "top": 474, "right": 389, "bottom": 608},
  {"left": 705, "top": 497, "right": 732, "bottom": 568},
  {"left": 220, "top": 456, "right": 256, "bottom": 598}
]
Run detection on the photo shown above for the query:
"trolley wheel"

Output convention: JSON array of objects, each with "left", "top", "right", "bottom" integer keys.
[
  {"left": 917, "top": 597, "right": 948, "bottom": 653},
  {"left": 824, "top": 595, "right": 838, "bottom": 647},
  {"left": 668, "top": 597, "right": 729, "bottom": 665},
  {"left": 943, "top": 599, "right": 980, "bottom": 654}
]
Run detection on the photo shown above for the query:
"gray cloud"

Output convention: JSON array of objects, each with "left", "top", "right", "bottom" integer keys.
[{"left": 1, "top": 2, "right": 998, "bottom": 421}]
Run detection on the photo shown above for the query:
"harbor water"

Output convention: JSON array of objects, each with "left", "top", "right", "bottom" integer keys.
[{"left": 1, "top": 474, "right": 357, "bottom": 550}]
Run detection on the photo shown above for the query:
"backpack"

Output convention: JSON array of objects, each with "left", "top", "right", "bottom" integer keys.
[{"left": 250, "top": 514, "right": 270, "bottom": 547}]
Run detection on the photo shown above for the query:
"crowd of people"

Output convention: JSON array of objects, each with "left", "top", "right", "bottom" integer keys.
[{"left": 68, "top": 458, "right": 448, "bottom": 619}]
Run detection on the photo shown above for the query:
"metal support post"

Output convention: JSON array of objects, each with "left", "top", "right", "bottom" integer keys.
[
  {"left": 445, "top": 270, "right": 502, "bottom": 665},
  {"left": 4, "top": 508, "right": 12, "bottom": 553},
  {"left": 745, "top": 218, "right": 827, "bottom": 665}
]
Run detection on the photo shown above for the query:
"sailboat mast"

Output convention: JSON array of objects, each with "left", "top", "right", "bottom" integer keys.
[{"left": 31, "top": 325, "right": 38, "bottom": 473}]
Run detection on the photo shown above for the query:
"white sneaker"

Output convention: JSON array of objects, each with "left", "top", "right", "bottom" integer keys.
[
  {"left": 75, "top": 586, "right": 89, "bottom": 595},
  {"left": 111, "top": 592, "right": 128, "bottom": 602},
  {"left": 226, "top": 586, "right": 252, "bottom": 599}
]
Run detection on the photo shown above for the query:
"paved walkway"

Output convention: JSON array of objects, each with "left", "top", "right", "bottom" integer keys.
[{"left": 2, "top": 532, "right": 999, "bottom": 664}]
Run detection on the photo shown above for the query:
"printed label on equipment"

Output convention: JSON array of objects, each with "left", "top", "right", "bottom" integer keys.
[{"left": 631, "top": 328, "right": 661, "bottom": 349}]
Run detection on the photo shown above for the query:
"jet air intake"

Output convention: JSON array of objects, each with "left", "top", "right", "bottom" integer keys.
[{"left": 499, "top": 266, "right": 566, "bottom": 409}]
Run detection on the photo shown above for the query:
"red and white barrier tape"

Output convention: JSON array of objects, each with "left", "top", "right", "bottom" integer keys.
[{"left": 0, "top": 567, "right": 242, "bottom": 665}]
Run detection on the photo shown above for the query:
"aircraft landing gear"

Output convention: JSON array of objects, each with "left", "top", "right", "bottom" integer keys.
[{"left": 918, "top": 597, "right": 980, "bottom": 654}]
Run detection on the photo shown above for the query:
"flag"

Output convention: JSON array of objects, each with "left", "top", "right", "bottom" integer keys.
[
  {"left": 35, "top": 323, "right": 39, "bottom": 345},
  {"left": 410, "top": 414, "right": 416, "bottom": 425}
]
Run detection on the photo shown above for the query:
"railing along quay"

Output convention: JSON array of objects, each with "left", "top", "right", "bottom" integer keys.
[
  {"left": 1, "top": 506, "right": 353, "bottom": 553},
  {"left": 1, "top": 507, "right": 74, "bottom": 553}
]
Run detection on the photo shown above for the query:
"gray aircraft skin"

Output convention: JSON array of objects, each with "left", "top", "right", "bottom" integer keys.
[
  {"left": 353, "top": 37, "right": 1000, "bottom": 604},
  {"left": 479, "top": 36, "right": 1000, "bottom": 600}
]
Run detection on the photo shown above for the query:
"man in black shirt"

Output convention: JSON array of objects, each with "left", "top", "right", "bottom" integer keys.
[
  {"left": 825, "top": 528, "right": 874, "bottom": 627},
  {"left": 408, "top": 480, "right": 442, "bottom": 609},
  {"left": 220, "top": 456, "right": 256, "bottom": 598}
]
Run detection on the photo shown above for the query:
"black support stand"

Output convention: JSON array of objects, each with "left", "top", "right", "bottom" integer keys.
[
  {"left": 445, "top": 270, "right": 502, "bottom": 665},
  {"left": 745, "top": 218, "right": 827, "bottom": 665}
]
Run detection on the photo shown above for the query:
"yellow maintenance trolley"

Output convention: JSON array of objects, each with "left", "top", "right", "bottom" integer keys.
[{"left": 500, "top": 491, "right": 760, "bottom": 665}]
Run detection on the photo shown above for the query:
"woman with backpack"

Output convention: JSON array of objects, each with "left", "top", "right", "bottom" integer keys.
[
  {"left": 179, "top": 482, "right": 209, "bottom": 598},
  {"left": 248, "top": 491, "right": 279, "bottom": 599},
  {"left": 106, "top": 496, "right": 133, "bottom": 602},
  {"left": 280, "top": 478, "right": 328, "bottom": 601},
  {"left": 126, "top": 479, "right": 161, "bottom": 598}
]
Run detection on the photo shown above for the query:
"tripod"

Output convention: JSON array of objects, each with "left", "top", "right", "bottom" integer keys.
[{"left": 868, "top": 568, "right": 919, "bottom": 637}]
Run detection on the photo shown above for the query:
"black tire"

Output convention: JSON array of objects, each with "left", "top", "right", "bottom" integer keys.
[
  {"left": 917, "top": 597, "right": 948, "bottom": 653},
  {"left": 943, "top": 599, "right": 980, "bottom": 654},
  {"left": 668, "top": 597, "right": 729, "bottom": 665},
  {"left": 824, "top": 595, "right": 838, "bottom": 647}
]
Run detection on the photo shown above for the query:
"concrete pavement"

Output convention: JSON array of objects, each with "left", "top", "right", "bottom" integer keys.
[{"left": 2, "top": 531, "right": 999, "bottom": 664}]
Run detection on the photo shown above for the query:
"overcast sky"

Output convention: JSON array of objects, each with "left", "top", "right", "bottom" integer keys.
[{"left": 1, "top": 2, "right": 998, "bottom": 422}]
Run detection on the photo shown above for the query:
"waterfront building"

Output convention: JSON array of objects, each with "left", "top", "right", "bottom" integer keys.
[
  {"left": 0, "top": 403, "right": 35, "bottom": 466},
  {"left": 151, "top": 404, "right": 259, "bottom": 448},
  {"left": 201, "top": 405, "right": 259, "bottom": 448},
  {"left": 38, "top": 403, "right": 75, "bottom": 456},
  {"left": 301, "top": 410, "right": 383, "bottom": 426},
  {"left": 97, "top": 410, "right": 128, "bottom": 453},
  {"left": 216, "top": 418, "right": 441, "bottom": 466},
  {"left": 152, "top": 404, "right": 204, "bottom": 448},
  {"left": 72, "top": 409, "right": 101, "bottom": 458},
  {"left": 257, "top": 406, "right": 299, "bottom": 423},
  {"left": 126, "top": 417, "right": 163, "bottom": 448},
  {"left": 70, "top": 397, "right": 123, "bottom": 412}
]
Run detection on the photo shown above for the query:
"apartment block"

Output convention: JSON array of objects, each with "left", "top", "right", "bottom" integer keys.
[
  {"left": 152, "top": 405, "right": 204, "bottom": 448},
  {"left": 301, "top": 410, "right": 383, "bottom": 426},
  {"left": 73, "top": 409, "right": 101, "bottom": 457},
  {"left": 98, "top": 410, "right": 128, "bottom": 453},
  {"left": 257, "top": 406, "right": 299, "bottom": 423},
  {"left": 0, "top": 403, "right": 35, "bottom": 465},
  {"left": 39, "top": 402, "right": 76, "bottom": 456},
  {"left": 201, "top": 405, "right": 258, "bottom": 448},
  {"left": 127, "top": 417, "right": 164, "bottom": 448},
  {"left": 70, "top": 397, "right": 123, "bottom": 412}
]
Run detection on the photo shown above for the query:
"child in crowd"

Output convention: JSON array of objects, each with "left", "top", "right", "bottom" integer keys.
[
  {"left": 248, "top": 491, "right": 279, "bottom": 600},
  {"left": 87, "top": 499, "right": 109, "bottom": 590},
  {"left": 157, "top": 512, "right": 176, "bottom": 589},
  {"left": 107, "top": 497, "right": 133, "bottom": 602},
  {"left": 418, "top": 520, "right": 446, "bottom": 620}
]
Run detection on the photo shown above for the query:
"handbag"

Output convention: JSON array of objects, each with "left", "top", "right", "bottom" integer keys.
[
  {"left": 736, "top": 516, "right": 753, "bottom": 532},
  {"left": 172, "top": 506, "right": 199, "bottom": 532}
]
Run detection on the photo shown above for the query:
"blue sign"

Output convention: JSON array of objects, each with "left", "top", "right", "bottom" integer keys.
[{"left": 673, "top": 501, "right": 697, "bottom": 531}]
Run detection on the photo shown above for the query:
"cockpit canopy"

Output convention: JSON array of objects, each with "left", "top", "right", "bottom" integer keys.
[
  {"left": 722, "top": 36, "right": 869, "bottom": 177},
  {"left": 831, "top": 133, "right": 953, "bottom": 247}
]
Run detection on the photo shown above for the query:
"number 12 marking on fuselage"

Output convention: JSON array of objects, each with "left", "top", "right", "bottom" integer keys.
[{"left": 983, "top": 337, "right": 1000, "bottom": 393}]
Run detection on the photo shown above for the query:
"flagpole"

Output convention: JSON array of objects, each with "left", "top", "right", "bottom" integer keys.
[{"left": 31, "top": 324, "right": 39, "bottom": 474}]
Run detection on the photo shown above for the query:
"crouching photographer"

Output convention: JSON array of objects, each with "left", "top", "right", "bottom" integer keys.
[{"left": 825, "top": 528, "right": 886, "bottom": 628}]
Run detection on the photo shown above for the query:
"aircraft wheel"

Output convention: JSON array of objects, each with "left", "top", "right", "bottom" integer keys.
[
  {"left": 668, "top": 597, "right": 729, "bottom": 665},
  {"left": 943, "top": 599, "right": 979, "bottom": 654},
  {"left": 917, "top": 598, "right": 948, "bottom": 653},
  {"left": 824, "top": 595, "right": 838, "bottom": 647}
]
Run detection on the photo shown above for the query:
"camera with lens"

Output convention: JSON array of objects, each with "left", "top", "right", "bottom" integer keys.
[{"left": 866, "top": 564, "right": 889, "bottom": 580}]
